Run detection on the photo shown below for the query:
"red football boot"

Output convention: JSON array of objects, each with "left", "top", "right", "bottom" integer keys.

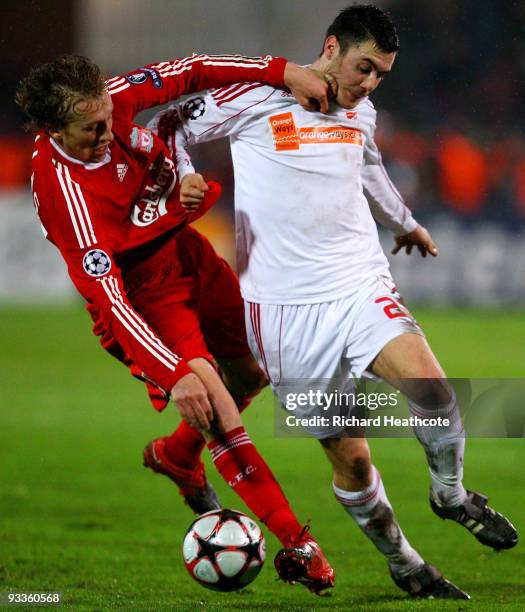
[
  {"left": 274, "top": 523, "right": 335, "bottom": 595},
  {"left": 143, "top": 437, "right": 221, "bottom": 514}
]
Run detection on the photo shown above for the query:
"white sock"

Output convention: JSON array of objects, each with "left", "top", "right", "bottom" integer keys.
[
  {"left": 408, "top": 392, "right": 467, "bottom": 507},
  {"left": 333, "top": 466, "right": 424, "bottom": 577}
]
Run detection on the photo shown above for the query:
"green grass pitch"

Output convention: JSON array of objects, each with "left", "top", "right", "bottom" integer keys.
[{"left": 1, "top": 305, "right": 524, "bottom": 610}]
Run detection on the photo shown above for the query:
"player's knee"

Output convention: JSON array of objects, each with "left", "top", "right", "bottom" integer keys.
[
  {"left": 349, "top": 453, "right": 372, "bottom": 485},
  {"left": 335, "top": 453, "right": 372, "bottom": 490},
  {"left": 343, "top": 444, "right": 372, "bottom": 486},
  {"left": 321, "top": 437, "right": 372, "bottom": 487},
  {"left": 407, "top": 379, "right": 454, "bottom": 411}
]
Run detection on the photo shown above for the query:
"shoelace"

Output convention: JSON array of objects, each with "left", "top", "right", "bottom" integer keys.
[{"left": 285, "top": 520, "right": 312, "bottom": 547}]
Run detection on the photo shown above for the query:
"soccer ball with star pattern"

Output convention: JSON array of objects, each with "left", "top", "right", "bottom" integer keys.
[{"left": 182, "top": 509, "right": 266, "bottom": 591}]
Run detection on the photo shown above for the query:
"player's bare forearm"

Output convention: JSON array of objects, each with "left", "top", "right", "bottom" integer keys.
[
  {"left": 284, "top": 63, "right": 331, "bottom": 113},
  {"left": 392, "top": 224, "right": 438, "bottom": 258}
]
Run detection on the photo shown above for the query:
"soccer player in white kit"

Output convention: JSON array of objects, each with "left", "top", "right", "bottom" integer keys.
[{"left": 151, "top": 4, "right": 518, "bottom": 599}]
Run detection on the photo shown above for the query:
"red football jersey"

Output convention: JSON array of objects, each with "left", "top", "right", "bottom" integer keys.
[{"left": 31, "top": 53, "right": 286, "bottom": 396}]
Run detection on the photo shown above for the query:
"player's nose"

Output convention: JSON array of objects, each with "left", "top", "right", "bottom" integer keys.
[
  {"left": 97, "top": 121, "right": 114, "bottom": 144},
  {"left": 100, "top": 127, "right": 114, "bottom": 145},
  {"left": 362, "top": 72, "right": 381, "bottom": 94}
]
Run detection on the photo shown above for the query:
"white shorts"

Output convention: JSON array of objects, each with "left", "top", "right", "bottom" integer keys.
[{"left": 245, "top": 275, "right": 423, "bottom": 438}]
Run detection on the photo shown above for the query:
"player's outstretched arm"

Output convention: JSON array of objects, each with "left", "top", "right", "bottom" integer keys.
[
  {"left": 109, "top": 54, "right": 290, "bottom": 120},
  {"left": 109, "top": 54, "right": 330, "bottom": 120},
  {"left": 391, "top": 224, "right": 438, "bottom": 257}
]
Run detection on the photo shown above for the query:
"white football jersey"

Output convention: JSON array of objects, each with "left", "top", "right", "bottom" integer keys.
[{"left": 150, "top": 83, "right": 416, "bottom": 304}]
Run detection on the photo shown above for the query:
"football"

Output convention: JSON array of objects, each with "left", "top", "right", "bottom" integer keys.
[{"left": 182, "top": 509, "right": 266, "bottom": 591}]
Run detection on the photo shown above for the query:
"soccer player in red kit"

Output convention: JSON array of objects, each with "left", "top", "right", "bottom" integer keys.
[{"left": 16, "top": 53, "right": 335, "bottom": 594}]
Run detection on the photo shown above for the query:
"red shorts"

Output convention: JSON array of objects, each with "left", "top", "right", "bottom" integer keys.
[{"left": 90, "top": 226, "right": 250, "bottom": 410}]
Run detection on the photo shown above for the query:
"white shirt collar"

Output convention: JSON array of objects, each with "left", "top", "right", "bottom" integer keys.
[{"left": 50, "top": 137, "right": 112, "bottom": 170}]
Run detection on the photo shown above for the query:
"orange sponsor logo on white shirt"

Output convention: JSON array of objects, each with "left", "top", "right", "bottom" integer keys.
[
  {"left": 298, "top": 126, "right": 363, "bottom": 145},
  {"left": 269, "top": 113, "right": 363, "bottom": 150},
  {"left": 269, "top": 112, "right": 300, "bottom": 150}
]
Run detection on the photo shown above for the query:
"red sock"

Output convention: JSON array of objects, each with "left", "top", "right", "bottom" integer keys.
[
  {"left": 163, "top": 389, "right": 260, "bottom": 470},
  {"left": 208, "top": 426, "right": 302, "bottom": 545},
  {"left": 164, "top": 420, "right": 206, "bottom": 470}
]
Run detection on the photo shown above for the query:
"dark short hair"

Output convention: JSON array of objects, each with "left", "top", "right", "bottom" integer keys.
[
  {"left": 15, "top": 54, "right": 106, "bottom": 132},
  {"left": 324, "top": 4, "right": 399, "bottom": 55}
]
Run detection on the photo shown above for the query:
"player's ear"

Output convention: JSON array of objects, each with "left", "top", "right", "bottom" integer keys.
[
  {"left": 48, "top": 127, "right": 63, "bottom": 142},
  {"left": 323, "top": 35, "right": 340, "bottom": 60}
]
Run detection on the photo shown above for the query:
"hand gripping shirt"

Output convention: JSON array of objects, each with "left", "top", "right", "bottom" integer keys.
[
  {"left": 153, "top": 84, "right": 417, "bottom": 305},
  {"left": 31, "top": 54, "right": 288, "bottom": 395}
]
